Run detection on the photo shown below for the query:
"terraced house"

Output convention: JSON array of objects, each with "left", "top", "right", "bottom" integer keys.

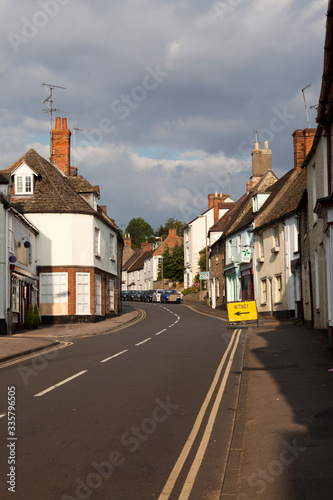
[{"left": 1, "top": 117, "right": 123, "bottom": 332}]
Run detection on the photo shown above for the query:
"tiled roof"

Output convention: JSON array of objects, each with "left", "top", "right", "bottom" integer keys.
[
  {"left": 67, "top": 175, "right": 99, "bottom": 195},
  {"left": 4, "top": 149, "right": 120, "bottom": 232},
  {"left": 128, "top": 250, "right": 153, "bottom": 272},
  {"left": 209, "top": 193, "right": 248, "bottom": 234},
  {"left": 0, "top": 171, "right": 10, "bottom": 183},
  {"left": 255, "top": 168, "right": 306, "bottom": 229},
  {"left": 122, "top": 249, "right": 142, "bottom": 271},
  {"left": 225, "top": 172, "right": 278, "bottom": 236}
]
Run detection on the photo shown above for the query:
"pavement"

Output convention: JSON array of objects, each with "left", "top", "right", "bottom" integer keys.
[{"left": 1, "top": 301, "right": 333, "bottom": 500}]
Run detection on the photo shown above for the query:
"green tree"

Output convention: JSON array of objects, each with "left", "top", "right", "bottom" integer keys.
[
  {"left": 198, "top": 251, "right": 207, "bottom": 272},
  {"left": 155, "top": 218, "right": 186, "bottom": 238},
  {"left": 126, "top": 217, "right": 154, "bottom": 249},
  {"left": 158, "top": 243, "right": 184, "bottom": 283}
]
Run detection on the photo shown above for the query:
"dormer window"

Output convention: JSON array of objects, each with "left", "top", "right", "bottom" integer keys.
[
  {"left": 15, "top": 174, "right": 33, "bottom": 195},
  {"left": 12, "top": 162, "right": 35, "bottom": 196}
]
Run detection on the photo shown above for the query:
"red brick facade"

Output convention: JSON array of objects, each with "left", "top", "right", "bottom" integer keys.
[{"left": 292, "top": 128, "right": 316, "bottom": 171}]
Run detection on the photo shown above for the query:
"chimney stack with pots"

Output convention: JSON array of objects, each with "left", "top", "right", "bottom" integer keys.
[{"left": 50, "top": 117, "right": 71, "bottom": 176}]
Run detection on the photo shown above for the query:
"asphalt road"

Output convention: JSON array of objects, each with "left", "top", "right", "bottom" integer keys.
[{"left": 0, "top": 303, "right": 246, "bottom": 500}]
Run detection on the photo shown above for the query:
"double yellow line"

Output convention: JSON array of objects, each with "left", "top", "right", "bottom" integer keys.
[{"left": 159, "top": 328, "right": 242, "bottom": 499}]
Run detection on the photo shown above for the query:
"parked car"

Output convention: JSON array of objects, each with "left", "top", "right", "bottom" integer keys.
[
  {"left": 152, "top": 289, "right": 165, "bottom": 302},
  {"left": 121, "top": 290, "right": 129, "bottom": 301},
  {"left": 140, "top": 291, "right": 149, "bottom": 302},
  {"left": 127, "top": 290, "right": 137, "bottom": 301},
  {"left": 160, "top": 289, "right": 181, "bottom": 304},
  {"left": 145, "top": 290, "right": 154, "bottom": 302}
]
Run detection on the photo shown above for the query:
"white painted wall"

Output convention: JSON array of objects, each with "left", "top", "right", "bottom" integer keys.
[{"left": 26, "top": 213, "right": 118, "bottom": 276}]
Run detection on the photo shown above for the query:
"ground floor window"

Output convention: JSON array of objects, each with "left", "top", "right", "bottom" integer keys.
[
  {"left": 109, "top": 279, "right": 115, "bottom": 311},
  {"left": 275, "top": 274, "right": 282, "bottom": 303},
  {"left": 95, "top": 274, "right": 102, "bottom": 315},
  {"left": 76, "top": 273, "right": 90, "bottom": 314},
  {"left": 40, "top": 273, "right": 68, "bottom": 304},
  {"left": 12, "top": 278, "right": 19, "bottom": 312}
]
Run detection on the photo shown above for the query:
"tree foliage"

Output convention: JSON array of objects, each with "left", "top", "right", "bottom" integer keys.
[
  {"left": 126, "top": 217, "right": 155, "bottom": 249},
  {"left": 158, "top": 243, "right": 184, "bottom": 283},
  {"left": 155, "top": 218, "right": 185, "bottom": 238}
]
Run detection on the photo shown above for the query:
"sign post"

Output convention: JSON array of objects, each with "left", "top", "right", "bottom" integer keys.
[{"left": 227, "top": 300, "right": 259, "bottom": 329}]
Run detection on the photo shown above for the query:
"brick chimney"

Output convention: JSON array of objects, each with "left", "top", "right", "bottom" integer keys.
[
  {"left": 50, "top": 117, "right": 71, "bottom": 176},
  {"left": 100, "top": 205, "right": 107, "bottom": 215},
  {"left": 208, "top": 193, "right": 230, "bottom": 223},
  {"left": 141, "top": 241, "right": 152, "bottom": 251},
  {"left": 124, "top": 234, "right": 132, "bottom": 248},
  {"left": 168, "top": 227, "right": 177, "bottom": 238},
  {"left": 292, "top": 129, "right": 316, "bottom": 171},
  {"left": 251, "top": 140, "right": 272, "bottom": 188}
]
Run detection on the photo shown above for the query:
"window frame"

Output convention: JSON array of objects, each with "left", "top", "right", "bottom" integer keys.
[{"left": 15, "top": 174, "right": 33, "bottom": 195}]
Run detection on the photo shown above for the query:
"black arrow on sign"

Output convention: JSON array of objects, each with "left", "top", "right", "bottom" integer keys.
[{"left": 235, "top": 311, "right": 250, "bottom": 316}]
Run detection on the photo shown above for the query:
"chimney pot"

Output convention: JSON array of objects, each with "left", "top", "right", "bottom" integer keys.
[
  {"left": 62, "top": 118, "right": 67, "bottom": 129},
  {"left": 55, "top": 117, "right": 61, "bottom": 129},
  {"left": 254, "top": 141, "right": 259, "bottom": 150},
  {"left": 264, "top": 140, "right": 269, "bottom": 150}
]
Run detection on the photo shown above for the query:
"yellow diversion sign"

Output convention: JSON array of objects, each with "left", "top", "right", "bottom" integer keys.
[{"left": 227, "top": 301, "right": 258, "bottom": 328}]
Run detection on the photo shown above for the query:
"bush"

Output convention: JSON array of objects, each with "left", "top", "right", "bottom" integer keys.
[
  {"left": 33, "top": 304, "right": 40, "bottom": 326},
  {"left": 26, "top": 304, "right": 34, "bottom": 327}
]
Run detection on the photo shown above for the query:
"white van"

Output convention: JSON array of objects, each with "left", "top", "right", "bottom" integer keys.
[{"left": 152, "top": 289, "right": 164, "bottom": 302}]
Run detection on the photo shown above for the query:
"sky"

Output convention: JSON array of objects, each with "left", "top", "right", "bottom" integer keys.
[{"left": 1, "top": 0, "right": 329, "bottom": 232}]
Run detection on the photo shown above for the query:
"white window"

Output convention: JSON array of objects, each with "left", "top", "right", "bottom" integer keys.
[
  {"left": 94, "top": 227, "right": 100, "bottom": 256},
  {"left": 227, "top": 240, "right": 232, "bottom": 259},
  {"left": 237, "top": 235, "right": 241, "bottom": 254},
  {"left": 274, "top": 227, "right": 280, "bottom": 247},
  {"left": 95, "top": 274, "right": 102, "bottom": 315},
  {"left": 15, "top": 174, "right": 33, "bottom": 195},
  {"left": 40, "top": 273, "right": 68, "bottom": 304},
  {"left": 12, "top": 278, "right": 19, "bottom": 312},
  {"left": 315, "top": 250, "right": 320, "bottom": 309},
  {"left": 109, "top": 233, "right": 115, "bottom": 260},
  {"left": 76, "top": 273, "right": 90, "bottom": 314},
  {"left": 9, "top": 217, "right": 14, "bottom": 253},
  {"left": 275, "top": 274, "right": 282, "bottom": 302},
  {"left": 261, "top": 279, "right": 267, "bottom": 304},
  {"left": 312, "top": 164, "right": 317, "bottom": 224},
  {"left": 259, "top": 234, "right": 264, "bottom": 258},
  {"left": 109, "top": 279, "right": 114, "bottom": 311}
]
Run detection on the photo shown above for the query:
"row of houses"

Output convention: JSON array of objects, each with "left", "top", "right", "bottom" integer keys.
[
  {"left": 122, "top": 228, "right": 183, "bottom": 290},
  {"left": 185, "top": 1, "right": 333, "bottom": 347},
  {"left": 0, "top": 117, "right": 123, "bottom": 335}
]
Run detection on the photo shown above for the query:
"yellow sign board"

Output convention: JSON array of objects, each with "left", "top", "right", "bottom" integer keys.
[{"left": 227, "top": 301, "right": 258, "bottom": 323}]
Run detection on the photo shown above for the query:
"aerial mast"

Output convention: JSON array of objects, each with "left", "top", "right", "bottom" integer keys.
[{"left": 41, "top": 83, "right": 66, "bottom": 159}]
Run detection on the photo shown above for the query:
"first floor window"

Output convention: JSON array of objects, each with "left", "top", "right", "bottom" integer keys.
[
  {"left": 275, "top": 274, "right": 282, "bottom": 302},
  {"left": 261, "top": 279, "right": 267, "bottom": 304},
  {"left": 94, "top": 227, "right": 101, "bottom": 256},
  {"left": 109, "top": 279, "right": 114, "bottom": 311},
  {"left": 76, "top": 273, "right": 90, "bottom": 314},
  {"left": 95, "top": 275, "right": 102, "bottom": 315},
  {"left": 12, "top": 278, "right": 19, "bottom": 312},
  {"left": 40, "top": 273, "right": 68, "bottom": 303}
]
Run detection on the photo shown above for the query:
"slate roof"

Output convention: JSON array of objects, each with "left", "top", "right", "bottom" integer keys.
[
  {"left": 255, "top": 168, "right": 307, "bottom": 230},
  {"left": 3, "top": 149, "right": 119, "bottom": 232},
  {"left": 0, "top": 171, "right": 10, "bottom": 183}
]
